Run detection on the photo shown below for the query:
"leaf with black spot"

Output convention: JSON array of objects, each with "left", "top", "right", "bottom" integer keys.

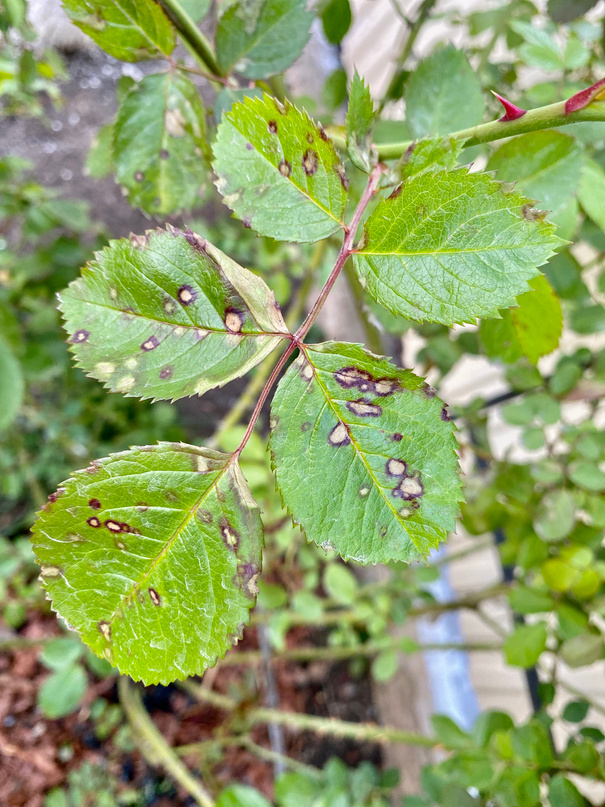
[
  {"left": 62, "top": 0, "right": 175, "bottom": 62},
  {"left": 60, "top": 226, "right": 289, "bottom": 401},
  {"left": 353, "top": 168, "right": 564, "bottom": 326},
  {"left": 212, "top": 93, "right": 349, "bottom": 243},
  {"left": 269, "top": 342, "right": 462, "bottom": 564},
  {"left": 113, "top": 72, "right": 208, "bottom": 215},
  {"left": 31, "top": 444, "right": 263, "bottom": 685}
]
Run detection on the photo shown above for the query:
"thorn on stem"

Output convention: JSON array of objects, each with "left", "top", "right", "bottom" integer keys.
[{"left": 492, "top": 91, "right": 526, "bottom": 122}]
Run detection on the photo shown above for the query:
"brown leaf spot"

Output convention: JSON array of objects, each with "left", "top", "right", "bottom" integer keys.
[
  {"left": 87, "top": 516, "right": 101, "bottom": 528},
  {"left": 242, "top": 217, "right": 252, "bottom": 229},
  {"left": 300, "top": 363, "right": 314, "bottom": 382},
  {"left": 386, "top": 458, "right": 407, "bottom": 478},
  {"left": 238, "top": 563, "right": 259, "bottom": 598},
  {"left": 389, "top": 184, "right": 403, "bottom": 200},
  {"left": 301, "top": 421, "right": 312, "bottom": 432},
  {"left": 380, "top": 525, "right": 388, "bottom": 538},
  {"left": 136, "top": 502, "right": 149, "bottom": 512},
  {"left": 521, "top": 203, "right": 547, "bottom": 222},
  {"left": 278, "top": 159, "right": 292, "bottom": 177},
  {"left": 134, "top": 171, "right": 144, "bottom": 182},
  {"left": 318, "top": 126, "right": 329, "bottom": 141},
  {"left": 148, "top": 588, "right": 161, "bottom": 606},
  {"left": 130, "top": 233, "right": 150, "bottom": 249},
  {"left": 114, "top": 538, "right": 126, "bottom": 551},
  {"left": 141, "top": 335, "right": 159, "bottom": 352},
  {"left": 334, "top": 367, "right": 373, "bottom": 392},
  {"left": 374, "top": 378, "right": 399, "bottom": 396},
  {"left": 346, "top": 398, "right": 382, "bottom": 417},
  {"left": 160, "top": 148, "right": 169, "bottom": 159},
  {"left": 225, "top": 309, "right": 245, "bottom": 333},
  {"left": 183, "top": 228, "right": 207, "bottom": 252},
  {"left": 422, "top": 383, "right": 436, "bottom": 399},
  {"left": 268, "top": 120, "right": 278, "bottom": 133},
  {"left": 47, "top": 488, "right": 66, "bottom": 505},
  {"left": 328, "top": 422, "right": 350, "bottom": 447},
  {"left": 98, "top": 620, "right": 111, "bottom": 642},
  {"left": 245, "top": 142, "right": 254, "bottom": 150},
  {"left": 72, "top": 329, "right": 90, "bottom": 344},
  {"left": 303, "top": 149, "right": 319, "bottom": 176},
  {"left": 159, "top": 366, "right": 173, "bottom": 379},
  {"left": 391, "top": 433, "right": 403, "bottom": 442},
  {"left": 177, "top": 284, "right": 197, "bottom": 306},
  {"left": 335, "top": 164, "right": 349, "bottom": 191},
  {"left": 220, "top": 518, "right": 240, "bottom": 551},
  {"left": 165, "top": 490, "right": 178, "bottom": 503},
  {"left": 89, "top": 499, "right": 102, "bottom": 510},
  {"left": 306, "top": 132, "right": 314, "bottom": 144},
  {"left": 196, "top": 508, "right": 213, "bottom": 524},
  {"left": 104, "top": 519, "right": 123, "bottom": 533},
  {"left": 392, "top": 472, "right": 424, "bottom": 501},
  {"left": 441, "top": 407, "right": 451, "bottom": 422}
]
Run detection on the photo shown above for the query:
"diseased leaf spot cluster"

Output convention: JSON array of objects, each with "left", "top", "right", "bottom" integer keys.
[
  {"left": 279, "top": 159, "right": 292, "bottom": 177},
  {"left": 220, "top": 519, "right": 240, "bottom": 551},
  {"left": 72, "top": 329, "right": 90, "bottom": 344},
  {"left": 303, "top": 149, "right": 319, "bottom": 176},
  {"left": 334, "top": 367, "right": 398, "bottom": 397},
  {"left": 328, "top": 422, "right": 350, "bottom": 447},
  {"left": 268, "top": 120, "right": 278, "bottom": 133},
  {"left": 386, "top": 458, "right": 424, "bottom": 502},
  {"left": 238, "top": 563, "right": 259, "bottom": 598},
  {"left": 141, "top": 335, "right": 159, "bottom": 352},
  {"left": 177, "top": 284, "right": 197, "bottom": 305},
  {"left": 98, "top": 620, "right": 111, "bottom": 642},
  {"left": 89, "top": 499, "right": 102, "bottom": 510},
  {"left": 346, "top": 398, "right": 382, "bottom": 417},
  {"left": 224, "top": 308, "right": 244, "bottom": 333}
]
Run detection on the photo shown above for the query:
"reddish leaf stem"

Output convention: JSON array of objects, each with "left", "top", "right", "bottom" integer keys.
[
  {"left": 234, "top": 165, "right": 385, "bottom": 457},
  {"left": 295, "top": 163, "right": 385, "bottom": 343}
]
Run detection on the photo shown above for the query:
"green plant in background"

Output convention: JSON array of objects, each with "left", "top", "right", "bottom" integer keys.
[{"left": 1, "top": 0, "right": 605, "bottom": 805}]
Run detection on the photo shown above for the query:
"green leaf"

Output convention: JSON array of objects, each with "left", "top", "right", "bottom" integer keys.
[
  {"left": 371, "top": 649, "right": 398, "bottom": 681},
  {"left": 353, "top": 168, "right": 561, "bottom": 326},
  {"left": 269, "top": 342, "right": 462, "bottom": 564},
  {"left": 508, "top": 586, "right": 554, "bottom": 615},
  {"left": 323, "top": 563, "right": 358, "bottom": 605},
  {"left": 38, "top": 664, "right": 87, "bottom": 718},
  {"left": 569, "top": 461, "right": 605, "bottom": 491},
  {"left": 0, "top": 336, "right": 23, "bottom": 431},
  {"left": 216, "top": 0, "right": 312, "bottom": 79},
  {"left": 85, "top": 123, "right": 114, "bottom": 179},
  {"left": 534, "top": 490, "right": 575, "bottom": 541},
  {"left": 487, "top": 131, "right": 584, "bottom": 217},
  {"left": 39, "top": 637, "right": 83, "bottom": 671},
  {"left": 217, "top": 784, "right": 272, "bottom": 807},
  {"left": 114, "top": 72, "right": 207, "bottom": 215},
  {"left": 405, "top": 45, "right": 484, "bottom": 138},
  {"left": 321, "top": 0, "right": 352, "bottom": 44},
  {"left": 395, "top": 136, "right": 462, "bottom": 182},
  {"left": 548, "top": 0, "right": 598, "bottom": 22},
  {"left": 346, "top": 70, "right": 375, "bottom": 173},
  {"left": 431, "top": 715, "right": 470, "bottom": 749},
  {"left": 504, "top": 622, "right": 547, "bottom": 668},
  {"left": 548, "top": 775, "right": 588, "bottom": 807},
  {"left": 480, "top": 275, "right": 562, "bottom": 365},
  {"left": 562, "top": 699, "right": 590, "bottom": 722},
  {"left": 511, "top": 275, "right": 562, "bottom": 364},
  {"left": 62, "top": 0, "right": 175, "bottom": 62},
  {"left": 59, "top": 227, "right": 289, "bottom": 402},
  {"left": 560, "top": 633, "right": 604, "bottom": 668},
  {"left": 179, "top": 0, "right": 212, "bottom": 22},
  {"left": 578, "top": 158, "right": 605, "bottom": 233},
  {"left": 213, "top": 94, "right": 348, "bottom": 242},
  {"left": 31, "top": 444, "right": 264, "bottom": 684}
]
